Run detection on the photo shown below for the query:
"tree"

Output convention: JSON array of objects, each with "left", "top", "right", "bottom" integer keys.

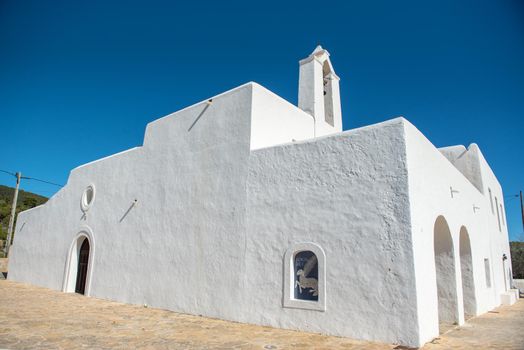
[{"left": 510, "top": 241, "right": 524, "bottom": 279}]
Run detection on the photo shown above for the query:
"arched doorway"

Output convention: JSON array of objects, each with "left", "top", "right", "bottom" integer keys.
[
  {"left": 63, "top": 229, "right": 94, "bottom": 296},
  {"left": 75, "top": 238, "right": 90, "bottom": 295},
  {"left": 459, "top": 227, "right": 476, "bottom": 319},
  {"left": 434, "top": 216, "right": 459, "bottom": 332}
]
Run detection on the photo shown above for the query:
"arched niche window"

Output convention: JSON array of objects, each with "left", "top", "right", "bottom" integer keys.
[
  {"left": 283, "top": 243, "right": 326, "bottom": 311},
  {"left": 495, "top": 197, "right": 501, "bottom": 232},
  {"left": 488, "top": 188, "right": 494, "bottom": 214}
]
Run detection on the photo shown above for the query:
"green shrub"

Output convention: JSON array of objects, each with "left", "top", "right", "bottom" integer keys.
[{"left": 511, "top": 241, "right": 524, "bottom": 279}]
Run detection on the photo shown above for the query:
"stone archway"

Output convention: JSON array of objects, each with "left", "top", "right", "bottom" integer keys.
[
  {"left": 459, "top": 227, "right": 476, "bottom": 319},
  {"left": 434, "top": 216, "right": 459, "bottom": 332}
]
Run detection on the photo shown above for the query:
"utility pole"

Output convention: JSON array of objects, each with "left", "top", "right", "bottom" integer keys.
[
  {"left": 4, "top": 172, "right": 21, "bottom": 257},
  {"left": 520, "top": 190, "right": 524, "bottom": 234}
]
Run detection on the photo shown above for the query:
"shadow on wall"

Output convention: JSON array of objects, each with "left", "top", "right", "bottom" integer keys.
[
  {"left": 188, "top": 101, "right": 212, "bottom": 132},
  {"left": 119, "top": 200, "right": 138, "bottom": 223}
]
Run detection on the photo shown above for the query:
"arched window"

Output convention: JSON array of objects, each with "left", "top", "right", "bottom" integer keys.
[{"left": 283, "top": 243, "right": 326, "bottom": 311}]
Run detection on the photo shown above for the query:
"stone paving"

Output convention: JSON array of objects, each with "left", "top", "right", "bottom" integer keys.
[
  {"left": 0, "top": 259, "right": 8, "bottom": 280},
  {"left": 0, "top": 280, "right": 523, "bottom": 350}
]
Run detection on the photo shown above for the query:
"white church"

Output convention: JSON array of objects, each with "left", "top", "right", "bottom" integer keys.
[{"left": 8, "top": 47, "right": 517, "bottom": 347}]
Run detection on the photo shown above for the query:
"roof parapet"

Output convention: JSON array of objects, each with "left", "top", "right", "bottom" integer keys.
[{"left": 439, "top": 143, "right": 484, "bottom": 193}]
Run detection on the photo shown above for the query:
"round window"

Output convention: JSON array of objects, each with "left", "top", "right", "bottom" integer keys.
[{"left": 81, "top": 185, "right": 95, "bottom": 212}]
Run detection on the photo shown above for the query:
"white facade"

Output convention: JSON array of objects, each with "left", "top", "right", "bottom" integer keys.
[{"left": 8, "top": 47, "right": 514, "bottom": 347}]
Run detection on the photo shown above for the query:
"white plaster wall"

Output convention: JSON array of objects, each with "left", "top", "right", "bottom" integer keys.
[
  {"left": 9, "top": 83, "right": 255, "bottom": 324},
  {"left": 448, "top": 143, "right": 512, "bottom": 303},
  {"left": 244, "top": 118, "right": 419, "bottom": 346},
  {"left": 250, "top": 84, "right": 314, "bottom": 150},
  {"left": 475, "top": 149, "right": 512, "bottom": 300},
  {"left": 8, "top": 78, "right": 511, "bottom": 348},
  {"left": 473, "top": 158, "right": 512, "bottom": 305},
  {"left": 439, "top": 144, "right": 484, "bottom": 193},
  {"left": 513, "top": 279, "right": 524, "bottom": 292},
  {"left": 8, "top": 106, "right": 419, "bottom": 346},
  {"left": 298, "top": 56, "right": 323, "bottom": 119},
  {"left": 404, "top": 120, "right": 512, "bottom": 345}
]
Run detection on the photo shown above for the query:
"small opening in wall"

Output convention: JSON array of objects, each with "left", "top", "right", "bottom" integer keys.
[
  {"left": 495, "top": 197, "right": 501, "bottom": 232},
  {"left": 85, "top": 187, "right": 94, "bottom": 205},
  {"left": 484, "top": 258, "right": 491, "bottom": 288},
  {"left": 488, "top": 188, "right": 494, "bottom": 214},
  {"left": 81, "top": 185, "right": 95, "bottom": 212}
]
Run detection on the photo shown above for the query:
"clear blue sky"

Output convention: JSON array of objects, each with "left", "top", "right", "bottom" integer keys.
[{"left": 1, "top": 1, "right": 523, "bottom": 240}]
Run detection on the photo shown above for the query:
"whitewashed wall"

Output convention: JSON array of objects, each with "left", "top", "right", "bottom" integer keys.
[
  {"left": 405, "top": 120, "right": 511, "bottom": 345},
  {"left": 244, "top": 118, "right": 418, "bottom": 346},
  {"left": 7, "top": 82, "right": 512, "bottom": 349},
  {"left": 250, "top": 85, "right": 314, "bottom": 150},
  {"left": 9, "top": 83, "right": 255, "bottom": 322},
  {"left": 8, "top": 85, "right": 419, "bottom": 347}
]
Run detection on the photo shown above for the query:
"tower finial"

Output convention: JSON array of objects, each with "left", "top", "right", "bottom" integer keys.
[{"left": 312, "top": 45, "right": 323, "bottom": 54}]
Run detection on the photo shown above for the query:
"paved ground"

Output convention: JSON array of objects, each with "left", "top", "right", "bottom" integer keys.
[
  {"left": 0, "top": 258, "right": 8, "bottom": 279},
  {"left": 0, "top": 280, "right": 523, "bottom": 350}
]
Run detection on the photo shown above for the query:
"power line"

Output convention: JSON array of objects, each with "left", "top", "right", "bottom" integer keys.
[
  {"left": 21, "top": 176, "right": 63, "bottom": 188},
  {"left": 0, "top": 169, "right": 16, "bottom": 177},
  {"left": 0, "top": 169, "right": 63, "bottom": 187}
]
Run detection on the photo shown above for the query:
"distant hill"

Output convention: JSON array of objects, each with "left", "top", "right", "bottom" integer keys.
[{"left": 0, "top": 185, "right": 48, "bottom": 241}]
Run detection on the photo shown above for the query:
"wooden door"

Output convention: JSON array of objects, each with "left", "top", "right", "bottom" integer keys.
[{"left": 75, "top": 239, "right": 90, "bottom": 294}]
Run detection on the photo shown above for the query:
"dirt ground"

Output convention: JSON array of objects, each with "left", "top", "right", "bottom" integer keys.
[{"left": 0, "top": 280, "right": 523, "bottom": 349}]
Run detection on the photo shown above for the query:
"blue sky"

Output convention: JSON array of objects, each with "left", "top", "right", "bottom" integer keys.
[{"left": 1, "top": 0, "right": 523, "bottom": 240}]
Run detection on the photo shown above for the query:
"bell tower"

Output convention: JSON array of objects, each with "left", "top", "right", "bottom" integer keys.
[{"left": 298, "top": 46, "right": 342, "bottom": 137}]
